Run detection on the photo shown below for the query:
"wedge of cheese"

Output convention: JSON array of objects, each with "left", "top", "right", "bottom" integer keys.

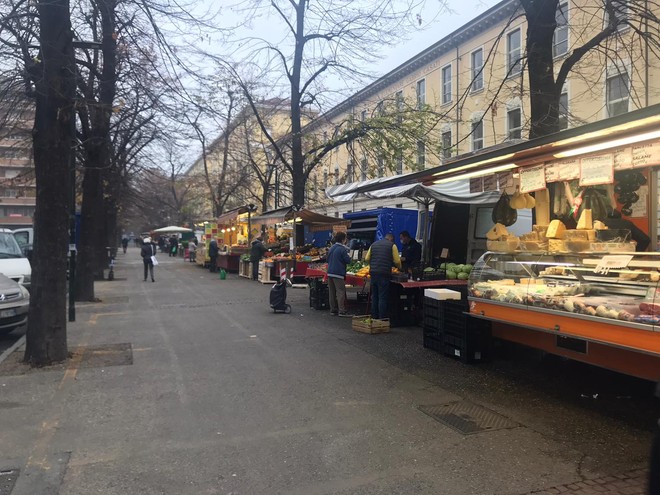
[
  {"left": 577, "top": 209, "right": 593, "bottom": 230},
  {"left": 546, "top": 220, "right": 566, "bottom": 239},
  {"left": 486, "top": 223, "right": 509, "bottom": 241},
  {"left": 594, "top": 220, "right": 608, "bottom": 230}
]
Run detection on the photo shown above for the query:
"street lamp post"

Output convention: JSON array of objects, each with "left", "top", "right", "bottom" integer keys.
[{"left": 247, "top": 203, "right": 257, "bottom": 243}]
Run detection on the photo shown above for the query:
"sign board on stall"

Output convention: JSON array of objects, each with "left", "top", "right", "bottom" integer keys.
[
  {"left": 632, "top": 141, "right": 660, "bottom": 168},
  {"left": 469, "top": 177, "right": 484, "bottom": 193},
  {"left": 520, "top": 165, "right": 546, "bottom": 193},
  {"left": 483, "top": 174, "right": 499, "bottom": 192},
  {"left": 579, "top": 154, "right": 614, "bottom": 186},
  {"left": 613, "top": 147, "right": 633, "bottom": 170},
  {"left": 497, "top": 171, "right": 515, "bottom": 189}
]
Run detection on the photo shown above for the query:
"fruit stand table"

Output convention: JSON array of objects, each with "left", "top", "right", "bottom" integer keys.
[{"left": 217, "top": 252, "right": 241, "bottom": 273}]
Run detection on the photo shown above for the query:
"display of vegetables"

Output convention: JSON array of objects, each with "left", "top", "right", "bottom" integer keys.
[
  {"left": 439, "top": 262, "right": 472, "bottom": 280},
  {"left": 492, "top": 192, "right": 517, "bottom": 226}
]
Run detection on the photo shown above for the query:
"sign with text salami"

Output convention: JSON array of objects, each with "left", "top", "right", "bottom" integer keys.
[
  {"left": 544, "top": 158, "right": 579, "bottom": 182},
  {"left": 579, "top": 154, "right": 613, "bottom": 186},
  {"left": 632, "top": 141, "right": 660, "bottom": 168},
  {"left": 497, "top": 171, "right": 514, "bottom": 189},
  {"left": 613, "top": 147, "right": 633, "bottom": 170},
  {"left": 482, "top": 174, "right": 499, "bottom": 192},
  {"left": 520, "top": 165, "right": 546, "bottom": 193}
]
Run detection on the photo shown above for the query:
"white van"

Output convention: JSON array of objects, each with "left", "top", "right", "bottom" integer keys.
[{"left": 0, "top": 228, "right": 31, "bottom": 288}]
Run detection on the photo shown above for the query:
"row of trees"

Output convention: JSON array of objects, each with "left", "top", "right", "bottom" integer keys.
[{"left": 0, "top": 0, "right": 658, "bottom": 365}]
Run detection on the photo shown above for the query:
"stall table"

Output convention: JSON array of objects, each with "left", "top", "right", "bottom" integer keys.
[{"left": 217, "top": 253, "right": 241, "bottom": 273}]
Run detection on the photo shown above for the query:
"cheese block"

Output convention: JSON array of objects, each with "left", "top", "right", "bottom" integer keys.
[
  {"left": 520, "top": 232, "right": 539, "bottom": 241},
  {"left": 486, "top": 223, "right": 509, "bottom": 241},
  {"left": 546, "top": 220, "right": 566, "bottom": 239},
  {"left": 594, "top": 220, "right": 608, "bottom": 230},
  {"left": 577, "top": 209, "right": 593, "bottom": 230},
  {"left": 548, "top": 239, "right": 566, "bottom": 252},
  {"left": 564, "top": 229, "right": 590, "bottom": 240}
]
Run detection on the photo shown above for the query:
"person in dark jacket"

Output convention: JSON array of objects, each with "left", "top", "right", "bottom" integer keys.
[
  {"left": 208, "top": 238, "right": 219, "bottom": 272},
  {"left": 169, "top": 235, "right": 178, "bottom": 257},
  {"left": 249, "top": 237, "right": 267, "bottom": 280},
  {"left": 399, "top": 231, "right": 422, "bottom": 272},
  {"left": 140, "top": 237, "right": 156, "bottom": 282},
  {"left": 327, "top": 232, "right": 352, "bottom": 316},
  {"left": 365, "top": 233, "right": 401, "bottom": 319}
]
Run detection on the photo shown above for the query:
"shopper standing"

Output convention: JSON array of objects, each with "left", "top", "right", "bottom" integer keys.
[
  {"left": 250, "top": 237, "right": 267, "bottom": 280},
  {"left": 208, "top": 238, "right": 219, "bottom": 273},
  {"left": 365, "top": 233, "right": 401, "bottom": 320},
  {"left": 327, "top": 232, "right": 351, "bottom": 316},
  {"left": 140, "top": 237, "right": 156, "bottom": 282},
  {"left": 399, "top": 230, "right": 422, "bottom": 272},
  {"left": 169, "top": 235, "right": 178, "bottom": 257}
]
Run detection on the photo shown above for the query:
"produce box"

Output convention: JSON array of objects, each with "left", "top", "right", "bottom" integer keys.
[{"left": 352, "top": 316, "right": 390, "bottom": 334}]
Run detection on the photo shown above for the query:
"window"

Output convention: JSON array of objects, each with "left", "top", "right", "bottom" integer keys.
[
  {"left": 507, "top": 28, "right": 522, "bottom": 76},
  {"left": 360, "top": 157, "right": 368, "bottom": 181},
  {"left": 323, "top": 170, "right": 328, "bottom": 189},
  {"left": 323, "top": 131, "right": 328, "bottom": 142},
  {"left": 377, "top": 157, "right": 385, "bottom": 177},
  {"left": 395, "top": 90, "right": 404, "bottom": 123},
  {"left": 396, "top": 154, "right": 403, "bottom": 175},
  {"left": 416, "top": 79, "right": 426, "bottom": 108},
  {"left": 334, "top": 165, "right": 339, "bottom": 185},
  {"left": 507, "top": 108, "right": 522, "bottom": 140},
  {"left": 313, "top": 174, "right": 318, "bottom": 200},
  {"left": 441, "top": 130, "right": 452, "bottom": 158},
  {"left": 472, "top": 121, "right": 484, "bottom": 151},
  {"left": 558, "top": 91, "right": 569, "bottom": 130},
  {"left": 361, "top": 110, "right": 367, "bottom": 121},
  {"left": 606, "top": 70, "right": 630, "bottom": 117},
  {"left": 441, "top": 65, "right": 452, "bottom": 104},
  {"left": 553, "top": 3, "right": 569, "bottom": 57},
  {"left": 376, "top": 101, "right": 384, "bottom": 116},
  {"left": 346, "top": 160, "right": 354, "bottom": 181},
  {"left": 604, "top": 0, "right": 630, "bottom": 31},
  {"left": 417, "top": 141, "right": 426, "bottom": 168},
  {"left": 471, "top": 49, "right": 484, "bottom": 92}
]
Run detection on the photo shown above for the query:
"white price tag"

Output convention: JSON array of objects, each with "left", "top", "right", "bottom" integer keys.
[{"left": 594, "top": 255, "right": 633, "bottom": 275}]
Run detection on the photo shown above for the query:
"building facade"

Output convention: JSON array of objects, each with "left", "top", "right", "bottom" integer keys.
[{"left": 304, "top": 0, "right": 660, "bottom": 217}]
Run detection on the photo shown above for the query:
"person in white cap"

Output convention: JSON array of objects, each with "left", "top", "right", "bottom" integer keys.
[{"left": 140, "top": 237, "right": 156, "bottom": 282}]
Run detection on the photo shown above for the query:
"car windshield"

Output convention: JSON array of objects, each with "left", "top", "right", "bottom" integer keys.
[{"left": 0, "top": 233, "right": 24, "bottom": 258}]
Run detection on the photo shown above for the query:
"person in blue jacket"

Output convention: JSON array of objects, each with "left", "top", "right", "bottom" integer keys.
[{"left": 327, "top": 232, "right": 352, "bottom": 316}]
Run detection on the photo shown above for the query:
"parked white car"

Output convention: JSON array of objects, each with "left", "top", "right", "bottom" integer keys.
[
  {"left": 0, "top": 272, "right": 29, "bottom": 335},
  {"left": 0, "top": 228, "right": 31, "bottom": 288}
]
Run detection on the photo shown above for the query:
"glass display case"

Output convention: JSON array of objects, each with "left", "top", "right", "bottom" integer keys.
[{"left": 468, "top": 251, "right": 660, "bottom": 329}]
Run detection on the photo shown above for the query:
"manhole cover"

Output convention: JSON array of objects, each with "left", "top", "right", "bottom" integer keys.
[
  {"left": 0, "top": 469, "right": 19, "bottom": 495},
  {"left": 74, "top": 343, "right": 133, "bottom": 369},
  {"left": 418, "top": 402, "right": 520, "bottom": 435}
]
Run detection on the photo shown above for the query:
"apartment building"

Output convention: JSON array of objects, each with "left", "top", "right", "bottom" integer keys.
[
  {"left": 0, "top": 100, "right": 36, "bottom": 227},
  {"left": 305, "top": 0, "right": 660, "bottom": 216},
  {"left": 185, "top": 98, "right": 294, "bottom": 218}
]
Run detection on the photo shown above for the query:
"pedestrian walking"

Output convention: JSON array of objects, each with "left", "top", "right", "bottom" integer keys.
[
  {"left": 249, "top": 237, "right": 267, "bottom": 280},
  {"left": 364, "top": 233, "right": 401, "bottom": 320},
  {"left": 121, "top": 235, "right": 129, "bottom": 254},
  {"left": 326, "top": 232, "right": 351, "bottom": 316},
  {"left": 169, "top": 235, "right": 178, "bottom": 257},
  {"left": 208, "top": 238, "right": 219, "bottom": 273},
  {"left": 141, "top": 237, "right": 156, "bottom": 282}
]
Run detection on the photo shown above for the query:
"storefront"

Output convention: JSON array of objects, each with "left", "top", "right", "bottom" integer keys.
[{"left": 348, "top": 104, "right": 660, "bottom": 379}]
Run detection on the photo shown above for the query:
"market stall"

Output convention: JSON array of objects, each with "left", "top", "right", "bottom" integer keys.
[
  {"left": 350, "top": 104, "right": 660, "bottom": 378},
  {"left": 215, "top": 206, "right": 250, "bottom": 272}
]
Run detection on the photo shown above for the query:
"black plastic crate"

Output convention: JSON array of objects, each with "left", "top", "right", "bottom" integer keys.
[
  {"left": 309, "top": 290, "right": 329, "bottom": 310},
  {"left": 423, "top": 334, "right": 443, "bottom": 352},
  {"left": 308, "top": 278, "right": 328, "bottom": 291},
  {"left": 356, "top": 291, "right": 369, "bottom": 303},
  {"left": 442, "top": 317, "right": 492, "bottom": 363}
]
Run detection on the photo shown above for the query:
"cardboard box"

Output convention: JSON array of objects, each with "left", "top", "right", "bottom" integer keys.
[{"left": 424, "top": 289, "right": 462, "bottom": 301}]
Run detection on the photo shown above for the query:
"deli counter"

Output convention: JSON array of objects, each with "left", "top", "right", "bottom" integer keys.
[{"left": 468, "top": 250, "right": 660, "bottom": 380}]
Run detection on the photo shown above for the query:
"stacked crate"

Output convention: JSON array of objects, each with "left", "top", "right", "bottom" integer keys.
[
  {"left": 423, "top": 290, "right": 491, "bottom": 363},
  {"left": 388, "top": 283, "right": 417, "bottom": 327},
  {"left": 309, "top": 278, "right": 330, "bottom": 310}
]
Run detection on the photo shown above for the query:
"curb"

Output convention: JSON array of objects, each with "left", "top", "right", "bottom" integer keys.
[{"left": 0, "top": 335, "right": 25, "bottom": 365}]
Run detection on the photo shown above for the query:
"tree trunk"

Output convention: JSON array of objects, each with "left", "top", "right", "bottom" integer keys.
[
  {"left": 216, "top": 92, "right": 235, "bottom": 216},
  {"left": 289, "top": 0, "right": 307, "bottom": 208},
  {"left": 75, "top": 0, "right": 118, "bottom": 300},
  {"left": 24, "top": 0, "right": 74, "bottom": 365},
  {"left": 523, "top": 0, "right": 561, "bottom": 139}
]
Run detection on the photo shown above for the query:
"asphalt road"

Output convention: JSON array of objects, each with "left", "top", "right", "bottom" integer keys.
[{"left": 0, "top": 247, "right": 657, "bottom": 495}]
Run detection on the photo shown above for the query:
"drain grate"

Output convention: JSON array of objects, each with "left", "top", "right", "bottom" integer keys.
[
  {"left": 73, "top": 343, "right": 133, "bottom": 369},
  {"left": 418, "top": 402, "right": 520, "bottom": 435},
  {"left": 0, "top": 469, "right": 19, "bottom": 495}
]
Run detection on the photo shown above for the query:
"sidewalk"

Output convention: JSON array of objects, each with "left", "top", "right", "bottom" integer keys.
[{"left": 0, "top": 247, "right": 653, "bottom": 494}]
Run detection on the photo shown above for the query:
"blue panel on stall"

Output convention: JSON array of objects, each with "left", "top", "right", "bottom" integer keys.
[{"left": 344, "top": 208, "right": 418, "bottom": 250}]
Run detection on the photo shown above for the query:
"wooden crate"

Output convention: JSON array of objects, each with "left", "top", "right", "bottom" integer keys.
[
  {"left": 238, "top": 261, "right": 251, "bottom": 278},
  {"left": 352, "top": 315, "right": 390, "bottom": 334}
]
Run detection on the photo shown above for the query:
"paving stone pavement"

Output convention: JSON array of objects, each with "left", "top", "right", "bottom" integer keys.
[{"left": 527, "top": 469, "right": 649, "bottom": 494}]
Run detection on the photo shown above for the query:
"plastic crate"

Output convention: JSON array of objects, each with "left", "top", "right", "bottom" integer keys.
[
  {"left": 423, "top": 334, "right": 443, "bottom": 352},
  {"left": 309, "top": 292, "right": 329, "bottom": 310},
  {"left": 441, "top": 317, "right": 492, "bottom": 363}
]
